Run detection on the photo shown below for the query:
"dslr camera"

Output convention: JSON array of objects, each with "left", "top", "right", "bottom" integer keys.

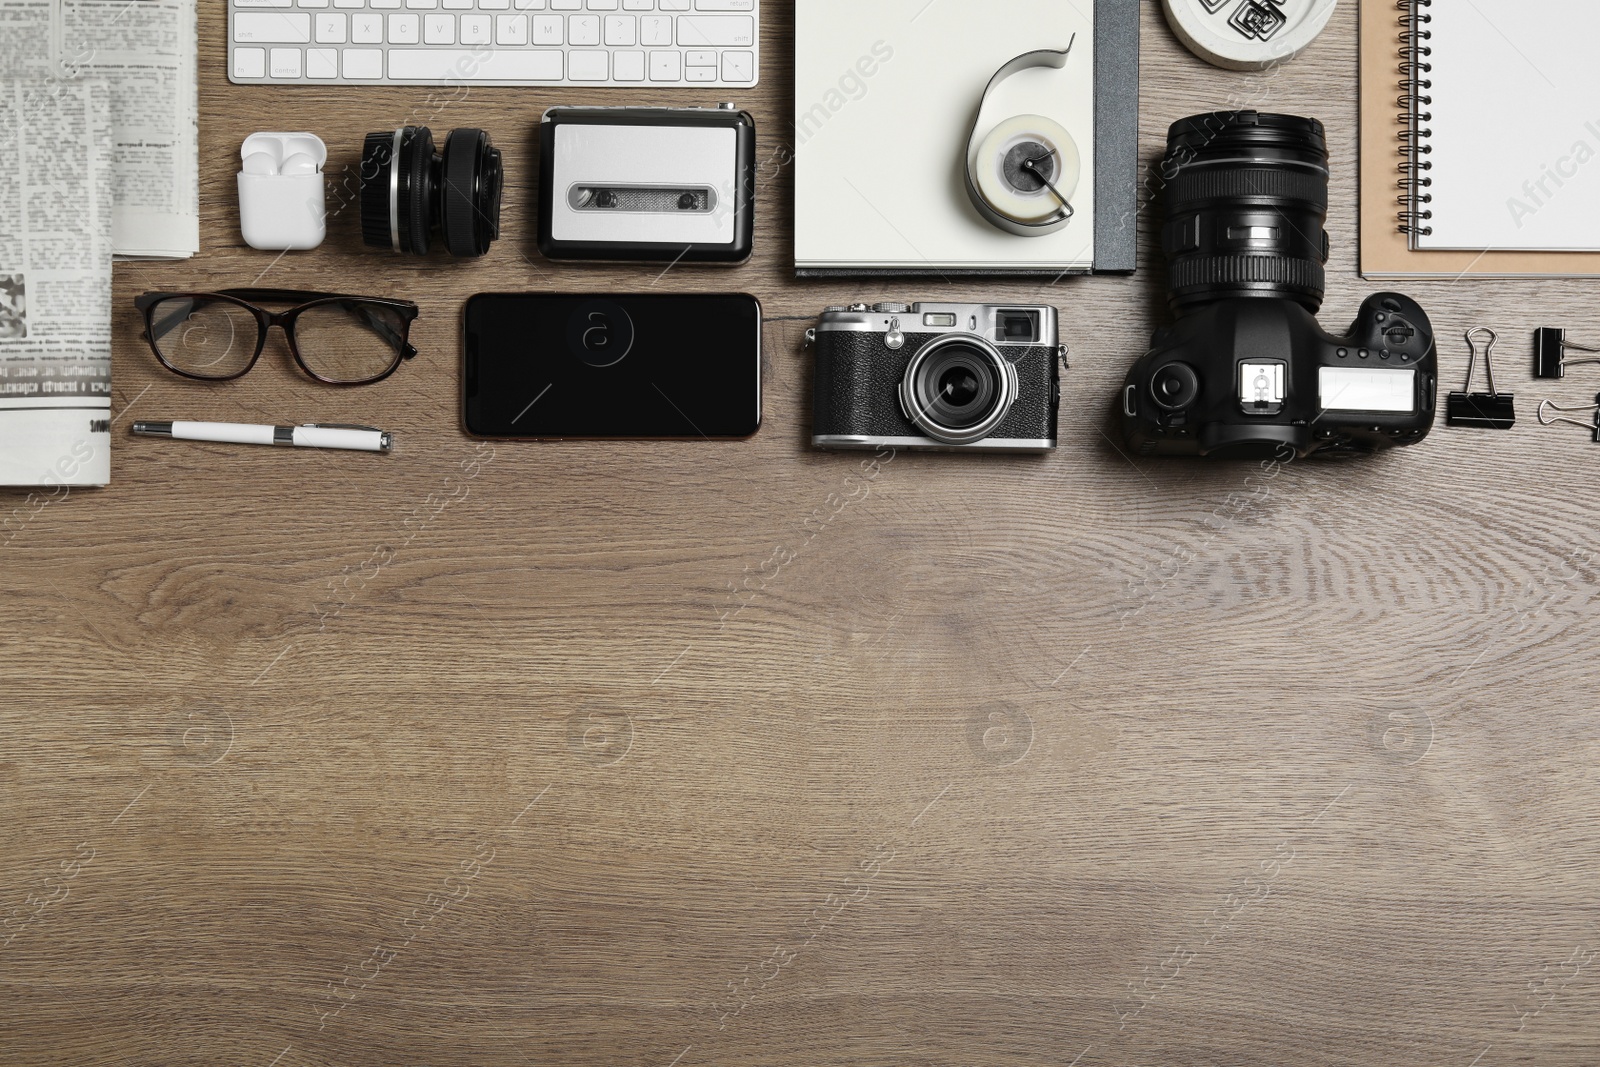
[
  {"left": 807, "top": 302, "right": 1062, "bottom": 452},
  {"left": 1121, "top": 112, "right": 1438, "bottom": 460}
]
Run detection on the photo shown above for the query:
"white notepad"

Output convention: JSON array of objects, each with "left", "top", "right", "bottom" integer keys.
[{"left": 1406, "top": 0, "right": 1600, "bottom": 251}]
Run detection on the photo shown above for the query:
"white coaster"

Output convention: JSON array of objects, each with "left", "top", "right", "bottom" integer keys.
[{"left": 1162, "top": 0, "right": 1337, "bottom": 71}]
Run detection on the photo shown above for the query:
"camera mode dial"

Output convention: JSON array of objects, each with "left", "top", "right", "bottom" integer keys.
[{"left": 1150, "top": 362, "right": 1201, "bottom": 411}]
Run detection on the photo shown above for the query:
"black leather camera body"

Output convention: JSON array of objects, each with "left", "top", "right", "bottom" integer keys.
[{"left": 808, "top": 302, "right": 1061, "bottom": 453}]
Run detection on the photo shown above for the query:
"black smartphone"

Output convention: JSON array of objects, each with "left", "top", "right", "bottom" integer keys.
[{"left": 463, "top": 293, "right": 762, "bottom": 439}]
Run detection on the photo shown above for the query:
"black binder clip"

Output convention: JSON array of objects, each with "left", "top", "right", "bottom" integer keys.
[
  {"left": 1447, "top": 327, "right": 1516, "bottom": 429},
  {"left": 1534, "top": 327, "right": 1600, "bottom": 379},
  {"left": 1537, "top": 393, "right": 1600, "bottom": 443}
]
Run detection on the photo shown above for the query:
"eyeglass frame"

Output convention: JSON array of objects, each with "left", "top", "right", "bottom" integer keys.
[{"left": 134, "top": 288, "right": 421, "bottom": 386}]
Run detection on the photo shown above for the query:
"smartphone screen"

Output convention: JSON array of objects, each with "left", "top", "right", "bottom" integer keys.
[{"left": 463, "top": 293, "right": 762, "bottom": 439}]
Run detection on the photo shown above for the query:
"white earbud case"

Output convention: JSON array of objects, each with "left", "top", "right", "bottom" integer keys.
[{"left": 237, "top": 132, "right": 327, "bottom": 251}]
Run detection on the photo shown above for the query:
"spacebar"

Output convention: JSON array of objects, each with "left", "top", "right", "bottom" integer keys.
[{"left": 386, "top": 49, "right": 564, "bottom": 81}]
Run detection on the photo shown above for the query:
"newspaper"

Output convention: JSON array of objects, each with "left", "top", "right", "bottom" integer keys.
[
  {"left": 0, "top": 79, "right": 113, "bottom": 487},
  {"left": 0, "top": 0, "right": 198, "bottom": 259}
]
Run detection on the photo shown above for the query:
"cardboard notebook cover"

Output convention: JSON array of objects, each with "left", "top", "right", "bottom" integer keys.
[{"left": 1360, "top": 0, "right": 1600, "bottom": 278}]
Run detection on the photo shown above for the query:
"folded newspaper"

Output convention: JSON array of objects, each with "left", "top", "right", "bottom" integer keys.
[
  {"left": 0, "top": 0, "right": 198, "bottom": 259},
  {"left": 0, "top": 79, "right": 114, "bottom": 487}
]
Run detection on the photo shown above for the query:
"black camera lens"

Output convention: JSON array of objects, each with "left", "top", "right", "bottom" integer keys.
[
  {"left": 1161, "top": 111, "right": 1329, "bottom": 315},
  {"left": 940, "top": 365, "right": 982, "bottom": 408},
  {"left": 900, "top": 337, "right": 1017, "bottom": 445},
  {"left": 1149, "top": 362, "right": 1200, "bottom": 410},
  {"left": 360, "top": 126, "right": 503, "bottom": 258}
]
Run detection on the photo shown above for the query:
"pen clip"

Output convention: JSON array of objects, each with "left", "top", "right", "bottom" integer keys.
[{"left": 303, "top": 423, "right": 383, "bottom": 432}]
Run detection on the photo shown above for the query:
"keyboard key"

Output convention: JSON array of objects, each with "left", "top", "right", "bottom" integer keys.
[
  {"left": 648, "top": 48, "right": 679, "bottom": 80},
  {"left": 613, "top": 48, "right": 644, "bottom": 79},
  {"left": 236, "top": 0, "right": 293, "bottom": 7},
  {"left": 568, "top": 49, "right": 608, "bottom": 78},
  {"left": 685, "top": 63, "right": 716, "bottom": 80},
  {"left": 603, "top": 14, "right": 634, "bottom": 44},
  {"left": 624, "top": 0, "right": 652, "bottom": 8},
  {"left": 514, "top": 0, "right": 547, "bottom": 7},
  {"left": 233, "top": 46, "right": 267, "bottom": 77},
  {"left": 370, "top": 0, "right": 400, "bottom": 8},
  {"left": 424, "top": 12, "right": 453, "bottom": 40},
  {"left": 479, "top": 0, "right": 509, "bottom": 8},
  {"left": 659, "top": 0, "right": 689, "bottom": 8},
  {"left": 270, "top": 46, "right": 303, "bottom": 75},
  {"left": 342, "top": 46, "right": 383, "bottom": 76},
  {"left": 460, "top": 13, "right": 491, "bottom": 41},
  {"left": 676, "top": 13, "right": 750, "bottom": 45},
  {"left": 639, "top": 13, "right": 670, "bottom": 43},
  {"left": 568, "top": 13, "right": 599, "bottom": 43},
  {"left": 684, "top": 48, "right": 714, "bottom": 65},
  {"left": 406, "top": 0, "right": 438, "bottom": 6},
  {"left": 551, "top": 0, "right": 581, "bottom": 8},
  {"left": 721, "top": 48, "right": 751, "bottom": 81},
  {"left": 444, "top": 0, "right": 474, "bottom": 7},
  {"left": 333, "top": 0, "right": 363, "bottom": 7},
  {"left": 587, "top": 0, "right": 619, "bottom": 7},
  {"left": 531, "top": 13, "right": 562, "bottom": 42},
  {"left": 298, "top": 0, "right": 330, "bottom": 8},
  {"left": 387, "top": 47, "right": 562, "bottom": 78},
  {"left": 495, "top": 13, "right": 526, "bottom": 42},
  {"left": 234, "top": 12, "right": 311, "bottom": 42},
  {"left": 388, "top": 13, "right": 419, "bottom": 41},
  {"left": 696, "top": 0, "right": 750, "bottom": 7},
  {"left": 307, "top": 46, "right": 338, "bottom": 75},
  {"left": 351, "top": 12, "right": 383, "bottom": 40},
  {"left": 314, "top": 13, "right": 345, "bottom": 41}
]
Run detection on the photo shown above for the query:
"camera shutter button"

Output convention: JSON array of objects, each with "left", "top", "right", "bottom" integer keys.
[
  {"left": 871, "top": 302, "right": 912, "bottom": 314},
  {"left": 884, "top": 316, "right": 905, "bottom": 351}
]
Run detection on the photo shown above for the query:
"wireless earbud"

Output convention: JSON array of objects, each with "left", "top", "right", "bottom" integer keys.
[
  {"left": 280, "top": 152, "right": 317, "bottom": 176},
  {"left": 241, "top": 150, "right": 278, "bottom": 175}
]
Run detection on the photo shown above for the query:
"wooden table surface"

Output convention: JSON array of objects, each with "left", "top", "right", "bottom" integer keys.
[{"left": 5, "top": 3, "right": 1600, "bottom": 1065}]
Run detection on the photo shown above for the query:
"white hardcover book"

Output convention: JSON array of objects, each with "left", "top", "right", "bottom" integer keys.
[{"left": 794, "top": 0, "right": 1100, "bottom": 273}]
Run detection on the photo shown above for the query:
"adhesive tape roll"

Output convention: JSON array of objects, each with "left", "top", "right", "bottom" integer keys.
[{"left": 971, "top": 114, "right": 1080, "bottom": 233}]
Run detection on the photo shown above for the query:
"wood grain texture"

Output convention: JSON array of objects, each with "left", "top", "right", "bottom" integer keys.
[{"left": 4, "top": 2, "right": 1600, "bottom": 1065}]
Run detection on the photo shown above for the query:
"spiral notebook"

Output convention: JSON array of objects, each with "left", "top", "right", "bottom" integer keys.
[{"left": 1361, "top": 0, "right": 1600, "bottom": 277}]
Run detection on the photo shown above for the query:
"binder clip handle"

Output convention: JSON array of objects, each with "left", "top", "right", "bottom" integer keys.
[
  {"left": 1447, "top": 327, "right": 1516, "bottom": 429},
  {"left": 1537, "top": 393, "right": 1600, "bottom": 443},
  {"left": 1534, "top": 327, "right": 1600, "bottom": 380}
]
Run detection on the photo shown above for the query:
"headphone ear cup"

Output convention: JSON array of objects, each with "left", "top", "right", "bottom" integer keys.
[
  {"left": 404, "top": 125, "right": 436, "bottom": 256},
  {"left": 358, "top": 130, "right": 397, "bottom": 249},
  {"left": 441, "top": 128, "right": 500, "bottom": 258}
]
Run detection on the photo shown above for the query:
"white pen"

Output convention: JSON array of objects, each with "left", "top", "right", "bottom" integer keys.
[{"left": 132, "top": 420, "right": 394, "bottom": 453}]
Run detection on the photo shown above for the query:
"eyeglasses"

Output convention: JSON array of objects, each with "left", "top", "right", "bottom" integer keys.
[{"left": 135, "top": 289, "right": 420, "bottom": 386}]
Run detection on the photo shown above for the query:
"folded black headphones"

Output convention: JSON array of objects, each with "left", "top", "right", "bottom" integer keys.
[{"left": 359, "top": 125, "right": 502, "bottom": 258}]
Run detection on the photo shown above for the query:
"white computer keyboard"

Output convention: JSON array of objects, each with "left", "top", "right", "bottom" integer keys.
[{"left": 228, "top": 0, "right": 758, "bottom": 87}]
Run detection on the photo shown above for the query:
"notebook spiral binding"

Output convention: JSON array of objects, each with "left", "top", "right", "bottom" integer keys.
[{"left": 1395, "top": 0, "right": 1434, "bottom": 236}]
